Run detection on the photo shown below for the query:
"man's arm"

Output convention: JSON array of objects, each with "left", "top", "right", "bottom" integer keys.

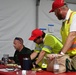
[
  {"left": 30, "top": 51, "right": 38, "bottom": 60},
  {"left": 61, "top": 31, "right": 76, "bottom": 54},
  {"left": 35, "top": 50, "right": 46, "bottom": 65}
]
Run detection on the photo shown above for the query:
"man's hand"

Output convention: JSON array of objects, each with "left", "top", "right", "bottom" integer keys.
[
  {"left": 8, "top": 59, "right": 15, "bottom": 64},
  {"left": 47, "top": 54, "right": 62, "bottom": 60},
  {"left": 32, "top": 61, "right": 40, "bottom": 68},
  {"left": 47, "top": 54, "right": 55, "bottom": 60}
]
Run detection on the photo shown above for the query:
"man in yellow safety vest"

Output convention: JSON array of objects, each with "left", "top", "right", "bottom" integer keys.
[
  {"left": 49, "top": 0, "right": 76, "bottom": 57},
  {"left": 29, "top": 28, "right": 63, "bottom": 70},
  {"left": 49, "top": 0, "right": 76, "bottom": 70}
]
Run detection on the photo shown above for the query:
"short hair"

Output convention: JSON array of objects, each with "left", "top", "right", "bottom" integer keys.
[
  {"left": 14, "top": 37, "right": 24, "bottom": 44},
  {"left": 61, "top": 3, "right": 68, "bottom": 9},
  {"left": 42, "top": 31, "right": 45, "bottom": 38}
]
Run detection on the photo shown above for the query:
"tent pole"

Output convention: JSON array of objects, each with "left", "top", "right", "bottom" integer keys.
[{"left": 36, "top": 0, "right": 40, "bottom": 28}]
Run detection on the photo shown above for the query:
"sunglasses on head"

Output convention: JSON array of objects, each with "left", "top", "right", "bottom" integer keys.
[{"left": 15, "top": 37, "right": 20, "bottom": 40}]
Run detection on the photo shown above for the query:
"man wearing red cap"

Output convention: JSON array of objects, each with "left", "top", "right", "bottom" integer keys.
[
  {"left": 49, "top": 0, "right": 76, "bottom": 69},
  {"left": 29, "top": 28, "right": 63, "bottom": 69}
]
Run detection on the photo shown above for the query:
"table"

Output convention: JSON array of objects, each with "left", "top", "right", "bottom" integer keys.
[
  {"left": 0, "top": 70, "right": 36, "bottom": 75},
  {"left": 0, "top": 64, "right": 36, "bottom": 75},
  {"left": 0, "top": 70, "right": 76, "bottom": 75},
  {"left": 0, "top": 65, "right": 76, "bottom": 75}
]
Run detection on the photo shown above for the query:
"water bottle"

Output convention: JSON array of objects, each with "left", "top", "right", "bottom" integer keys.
[
  {"left": 3, "top": 54, "right": 9, "bottom": 65},
  {"left": 53, "top": 54, "right": 59, "bottom": 74},
  {"left": 23, "top": 57, "right": 32, "bottom": 70}
]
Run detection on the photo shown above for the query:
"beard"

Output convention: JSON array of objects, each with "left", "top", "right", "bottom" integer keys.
[
  {"left": 56, "top": 11, "right": 64, "bottom": 20},
  {"left": 57, "top": 14, "right": 63, "bottom": 20},
  {"left": 37, "top": 40, "right": 43, "bottom": 44}
]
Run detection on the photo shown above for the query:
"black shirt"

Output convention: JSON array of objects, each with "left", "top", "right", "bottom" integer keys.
[{"left": 13, "top": 46, "right": 32, "bottom": 65}]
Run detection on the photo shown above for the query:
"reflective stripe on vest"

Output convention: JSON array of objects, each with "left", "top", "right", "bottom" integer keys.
[
  {"left": 35, "top": 45, "right": 52, "bottom": 51},
  {"left": 35, "top": 47, "right": 41, "bottom": 50},
  {"left": 43, "top": 45, "right": 52, "bottom": 50},
  {"left": 70, "top": 44, "right": 76, "bottom": 49},
  {"left": 69, "top": 41, "right": 76, "bottom": 50}
]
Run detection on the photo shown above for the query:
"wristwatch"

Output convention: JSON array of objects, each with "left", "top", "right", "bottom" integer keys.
[
  {"left": 33, "top": 62, "right": 37, "bottom": 66},
  {"left": 33, "top": 62, "right": 39, "bottom": 68}
]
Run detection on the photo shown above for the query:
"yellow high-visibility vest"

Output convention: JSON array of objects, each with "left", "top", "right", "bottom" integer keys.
[
  {"left": 61, "top": 11, "right": 76, "bottom": 56},
  {"left": 34, "top": 33, "right": 63, "bottom": 68}
]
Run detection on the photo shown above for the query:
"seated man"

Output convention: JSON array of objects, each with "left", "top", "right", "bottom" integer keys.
[
  {"left": 9, "top": 37, "right": 32, "bottom": 65},
  {"left": 29, "top": 28, "right": 63, "bottom": 70}
]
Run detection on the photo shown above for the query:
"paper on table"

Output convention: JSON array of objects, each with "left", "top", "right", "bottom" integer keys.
[{"left": 0, "top": 68, "right": 8, "bottom": 72}]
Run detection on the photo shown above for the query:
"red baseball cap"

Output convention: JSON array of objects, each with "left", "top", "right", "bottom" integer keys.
[
  {"left": 29, "top": 28, "right": 43, "bottom": 41},
  {"left": 49, "top": 0, "right": 65, "bottom": 13}
]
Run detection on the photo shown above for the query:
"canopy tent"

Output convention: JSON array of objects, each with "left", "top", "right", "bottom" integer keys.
[
  {"left": 65, "top": 0, "right": 76, "bottom": 4},
  {"left": 0, "top": 0, "right": 76, "bottom": 59}
]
